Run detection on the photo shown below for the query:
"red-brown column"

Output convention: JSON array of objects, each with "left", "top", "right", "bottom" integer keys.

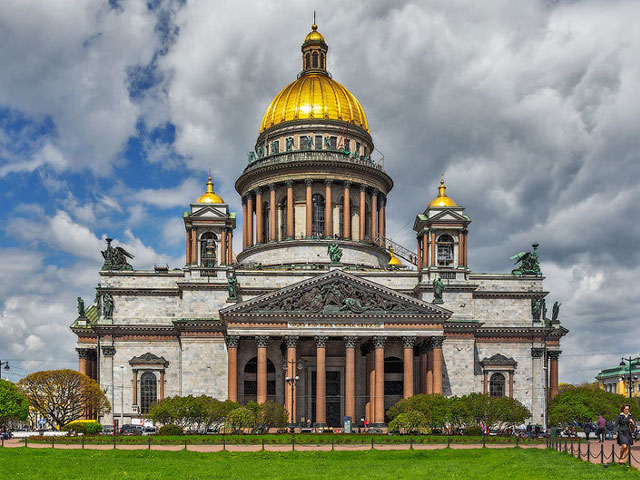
[
  {"left": 220, "top": 228, "right": 227, "bottom": 265},
  {"left": 432, "top": 337, "right": 444, "bottom": 394},
  {"left": 509, "top": 371, "right": 514, "bottom": 398},
  {"left": 373, "top": 336, "right": 386, "bottom": 424},
  {"left": 286, "top": 181, "right": 294, "bottom": 239},
  {"left": 247, "top": 195, "right": 254, "bottom": 248},
  {"left": 284, "top": 336, "right": 298, "bottom": 424},
  {"left": 191, "top": 229, "right": 198, "bottom": 265},
  {"left": 379, "top": 195, "right": 386, "bottom": 244},
  {"left": 344, "top": 336, "right": 357, "bottom": 421},
  {"left": 430, "top": 231, "right": 436, "bottom": 267},
  {"left": 186, "top": 228, "right": 191, "bottom": 265},
  {"left": 315, "top": 336, "right": 328, "bottom": 426},
  {"left": 227, "top": 230, "right": 233, "bottom": 264},
  {"left": 255, "top": 189, "right": 263, "bottom": 244},
  {"left": 132, "top": 370, "right": 138, "bottom": 406},
  {"left": 77, "top": 348, "right": 88, "bottom": 376},
  {"left": 269, "top": 184, "right": 276, "bottom": 242},
  {"left": 359, "top": 185, "right": 366, "bottom": 241},
  {"left": 256, "top": 336, "right": 269, "bottom": 403},
  {"left": 365, "top": 348, "right": 373, "bottom": 424},
  {"left": 305, "top": 179, "right": 313, "bottom": 238},
  {"left": 417, "top": 239, "right": 422, "bottom": 269},
  {"left": 458, "top": 233, "right": 463, "bottom": 268},
  {"left": 159, "top": 371, "right": 165, "bottom": 400},
  {"left": 462, "top": 230, "right": 468, "bottom": 267},
  {"left": 242, "top": 199, "right": 247, "bottom": 250},
  {"left": 422, "top": 232, "right": 428, "bottom": 269},
  {"left": 426, "top": 345, "right": 434, "bottom": 394},
  {"left": 419, "top": 343, "right": 428, "bottom": 394},
  {"left": 403, "top": 337, "right": 416, "bottom": 399},
  {"left": 343, "top": 182, "right": 351, "bottom": 240},
  {"left": 549, "top": 351, "right": 560, "bottom": 400},
  {"left": 226, "top": 336, "right": 239, "bottom": 402},
  {"left": 370, "top": 190, "right": 378, "bottom": 243},
  {"left": 483, "top": 371, "right": 488, "bottom": 394},
  {"left": 324, "top": 180, "right": 333, "bottom": 238}
]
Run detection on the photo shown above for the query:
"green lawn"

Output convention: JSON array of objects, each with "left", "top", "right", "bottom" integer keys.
[
  {"left": 1, "top": 448, "right": 637, "bottom": 479},
  {"left": 26, "top": 433, "right": 546, "bottom": 445}
]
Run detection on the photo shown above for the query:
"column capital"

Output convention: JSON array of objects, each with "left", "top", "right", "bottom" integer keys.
[
  {"left": 268, "top": 183, "right": 276, "bottom": 191},
  {"left": 372, "top": 336, "right": 386, "bottom": 348},
  {"left": 254, "top": 187, "right": 263, "bottom": 195},
  {"left": 430, "top": 336, "right": 445, "bottom": 349},
  {"left": 285, "top": 180, "right": 294, "bottom": 187},
  {"left": 324, "top": 179, "right": 333, "bottom": 187},
  {"left": 225, "top": 335, "right": 240, "bottom": 348},
  {"left": 315, "top": 335, "right": 329, "bottom": 348},
  {"left": 76, "top": 348, "right": 91, "bottom": 359},
  {"left": 402, "top": 336, "right": 417, "bottom": 349},
  {"left": 255, "top": 335, "right": 269, "bottom": 348},
  {"left": 343, "top": 336, "right": 358, "bottom": 349},
  {"left": 371, "top": 188, "right": 379, "bottom": 196},
  {"left": 284, "top": 335, "right": 299, "bottom": 348},
  {"left": 359, "top": 184, "right": 367, "bottom": 192},
  {"left": 305, "top": 178, "right": 313, "bottom": 187},
  {"left": 531, "top": 347, "right": 545, "bottom": 358},
  {"left": 343, "top": 180, "right": 352, "bottom": 189},
  {"left": 547, "top": 350, "right": 562, "bottom": 360},
  {"left": 101, "top": 345, "right": 116, "bottom": 356}
]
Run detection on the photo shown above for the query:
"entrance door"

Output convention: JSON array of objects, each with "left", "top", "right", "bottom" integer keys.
[{"left": 311, "top": 371, "right": 342, "bottom": 427}]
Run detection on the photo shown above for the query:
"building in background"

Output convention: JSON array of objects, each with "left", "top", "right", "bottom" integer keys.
[
  {"left": 597, "top": 358, "right": 640, "bottom": 397},
  {"left": 71, "top": 24, "right": 567, "bottom": 429}
]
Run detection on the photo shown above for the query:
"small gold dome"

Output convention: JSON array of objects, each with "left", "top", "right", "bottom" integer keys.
[
  {"left": 387, "top": 246, "right": 403, "bottom": 267},
  {"left": 428, "top": 174, "right": 457, "bottom": 208},
  {"left": 304, "top": 24, "right": 325, "bottom": 43},
  {"left": 196, "top": 176, "right": 224, "bottom": 204},
  {"left": 260, "top": 74, "right": 369, "bottom": 133}
]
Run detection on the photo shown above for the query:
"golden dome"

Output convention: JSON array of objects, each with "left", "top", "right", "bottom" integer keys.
[
  {"left": 196, "top": 176, "right": 224, "bottom": 204},
  {"left": 428, "top": 174, "right": 457, "bottom": 208},
  {"left": 387, "top": 246, "right": 403, "bottom": 267},
  {"left": 304, "top": 24, "right": 325, "bottom": 43},
  {"left": 260, "top": 74, "right": 369, "bottom": 133}
]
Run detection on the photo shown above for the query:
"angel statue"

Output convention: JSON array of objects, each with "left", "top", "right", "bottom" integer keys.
[
  {"left": 328, "top": 243, "right": 343, "bottom": 264},
  {"left": 552, "top": 301, "right": 561, "bottom": 323},
  {"left": 101, "top": 238, "right": 134, "bottom": 271},
  {"left": 509, "top": 243, "right": 541, "bottom": 276},
  {"left": 432, "top": 277, "right": 445, "bottom": 304},
  {"left": 77, "top": 297, "right": 85, "bottom": 317}
]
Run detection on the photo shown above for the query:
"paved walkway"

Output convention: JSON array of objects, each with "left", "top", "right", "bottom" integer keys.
[{"left": 552, "top": 439, "right": 640, "bottom": 469}]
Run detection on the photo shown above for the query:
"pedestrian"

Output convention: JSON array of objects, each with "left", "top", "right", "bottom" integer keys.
[
  {"left": 615, "top": 404, "right": 635, "bottom": 464},
  {"left": 596, "top": 414, "right": 606, "bottom": 443},
  {"left": 583, "top": 421, "right": 592, "bottom": 441},
  {"left": 526, "top": 423, "right": 532, "bottom": 439},
  {"left": 607, "top": 420, "right": 615, "bottom": 440}
]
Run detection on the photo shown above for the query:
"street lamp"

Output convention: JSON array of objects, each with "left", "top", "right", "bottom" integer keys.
[
  {"left": 619, "top": 357, "right": 636, "bottom": 398},
  {"left": 119, "top": 365, "right": 125, "bottom": 428},
  {"left": 0, "top": 361, "right": 9, "bottom": 380},
  {"left": 283, "top": 360, "right": 303, "bottom": 431}
]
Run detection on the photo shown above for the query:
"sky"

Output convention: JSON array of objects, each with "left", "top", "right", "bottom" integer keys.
[{"left": 0, "top": 0, "right": 639, "bottom": 385}]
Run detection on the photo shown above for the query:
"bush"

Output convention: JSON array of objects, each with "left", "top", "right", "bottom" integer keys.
[
  {"left": 158, "top": 424, "right": 183, "bottom": 435},
  {"left": 147, "top": 395, "right": 239, "bottom": 433},
  {"left": 465, "top": 426, "right": 482, "bottom": 436},
  {"left": 62, "top": 420, "right": 103, "bottom": 435},
  {"left": 388, "top": 411, "right": 428, "bottom": 434}
]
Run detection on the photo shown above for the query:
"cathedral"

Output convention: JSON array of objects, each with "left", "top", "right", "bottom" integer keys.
[{"left": 71, "top": 24, "right": 567, "bottom": 429}]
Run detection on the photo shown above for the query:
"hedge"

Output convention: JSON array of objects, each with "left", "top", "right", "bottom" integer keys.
[{"left": 62, "top": 420, "right": 103, "bottom": 435}]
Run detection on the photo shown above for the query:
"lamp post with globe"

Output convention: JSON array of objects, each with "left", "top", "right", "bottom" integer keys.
[
  {"left": 619, "top": 357, "right": 637, "bottom": 398},
  {"left": 282, "top": 360, "right": 303, "bottom": 432}
]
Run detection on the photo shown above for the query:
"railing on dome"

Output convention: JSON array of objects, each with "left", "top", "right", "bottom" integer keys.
[
  {"left": 375, "top": 235, "right": 418, "bottom": 266},
  {"left": 244, "top": 150, "right": 385, "bottom": 173}
]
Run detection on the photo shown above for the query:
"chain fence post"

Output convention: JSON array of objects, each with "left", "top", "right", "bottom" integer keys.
[
  {"left": 148, "top": 436, "right": 151, "bottom": 450},
  {"left": 410, "top": 437, "right": 413, "bottom": 450},
  {"left": 261, "top": 438, "right": 264, "bottom": 451},
  {"left": 24, "top": 437, "right": 27, "bottom": 448},
  {"left": 577, "top": 441, "right": 581, "bottom": 459},
  {"left": 600, "top": 444, "right": 604, "bottom": 464},
  {"left": 587, "top": 442, "right": 590, "bottom": 462},
  {"left": 516, "top": 436, "right": 519, "bottom": 448},
  {"left": 113, "top": 434, "right": 116, "bottom": 450},
  {"left": 611, "top": 443, "right": 615, "bottom": 463},
  {"left": 223, "top": 438, "right": 226, "bottom": 451},
  {"left": 629, "top": 447, "right": 632, "bottom": 467},
  {"left": 371, "top": 437, "right": 374, "bottom": 450},
  {"left": 82, "top": 436, "right": 85, "bottom": 450},
  {"left": 447, "top": 437, "right": 450, "bottom": 449},
  {"left": 292, "top": 436, "right": 295, "bottom": 451},
  {"left": 482, "top": 435, "right": 486, "bottom": 448},
  {"left": 564, "top": 439, "right": 567, "bottom": 453},
  {"left": 570, "top": 440, "right": 573, "bottom": 456},
  {"left": 331, "top": 438, "right": 334, "bottom": 451},
  {"left": 52, "top": 437, "right": 54, "bottom": 449}
]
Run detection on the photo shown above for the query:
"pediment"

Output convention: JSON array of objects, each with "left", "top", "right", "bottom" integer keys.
[
  {"left": 190, "top": 205, "right": 229, "bottom": 219},
  {"left": 129, "top": 352, "right": 169, "bottom": 367},
  {"left": 220, "top": 269, "right": 452, "bottom": 318},
  {"left": 427, "top": 209, "right": 469, "bottom": 223},
  {"left": 480, "top": 353, "right": 517, "bottom": 367}
]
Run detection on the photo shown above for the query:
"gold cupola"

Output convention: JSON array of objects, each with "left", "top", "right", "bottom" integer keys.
[
  {"left": 387, "top": 246, "right": 403, "bottom": 268},
  {"left": 196, "top": 176, "right": 224, "bottom": 204},
  {"left": 259, "top": 24, "right": 369, "bottom": 133},
  {"left": 428, "top": 173, "right": 457, "bottom": 208}
]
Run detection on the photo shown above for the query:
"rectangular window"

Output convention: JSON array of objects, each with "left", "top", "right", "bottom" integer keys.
[
  {"left": 363, "top": 147, "right": 367, "bottom": 158},
  {"left": 344, "top": 139, "right": 350, "bottom": 153},
  {"left": 315, "top": 135, "right": 323, "bottom": 150},
  {"left": 355, "top": 142, "right": 360, "bottom": 156},
  {"left": 300, "top": 136, "right": 313, "bottom": 150},
  {"left": 271, "top": 140, "right": 279, "bottom": 154},
  {"left": 328, "top": 136, "right": 337, "bottom": 150}
]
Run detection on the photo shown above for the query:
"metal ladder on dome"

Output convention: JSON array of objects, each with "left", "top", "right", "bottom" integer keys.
[{"left": 375, "top": 235, "right": 418, "bottom": 266}]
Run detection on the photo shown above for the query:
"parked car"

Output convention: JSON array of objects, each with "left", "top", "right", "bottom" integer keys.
[
  {"left": 120, "top": 424, "right": 144, "bottom": 435},
  {"left": 1, "top": 430, "right": 13, "bottom": 440},
  {"left": 101, "top": 425, "right": 114, "bottom": 435},
  {"left": 142, "top": 426, "right": 157, "bottom": 436}
]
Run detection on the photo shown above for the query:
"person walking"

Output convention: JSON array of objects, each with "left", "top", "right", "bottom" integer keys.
[
  {"left": 583, "top": 421, "right": 592, "bottom": 441},
  {"left": 596, "top": 414, "right": 607, "bottom": 443},
  {"left": 615, "top": 404, "right": 635, "bottom": 464}
]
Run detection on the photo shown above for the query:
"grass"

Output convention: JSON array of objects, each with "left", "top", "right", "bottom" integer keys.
[
  {"left": 0, "top": 447, "right": 637, "bottom": 479},
  {"left": 27, "top": 433, "right": 546, "bottom": 445}
]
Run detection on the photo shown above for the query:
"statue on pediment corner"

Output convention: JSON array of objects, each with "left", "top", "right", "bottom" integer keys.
[
  {"left": 531, "top": 298, "right": 542, "bottom": 322},
  {"left": 77, "top": 297, "right": 85, "bottom": 317},
  {"left": 552, "top": 301, "right": 561, "bottom": 323},
  {"left": 510, "top": 243, "right": 541, "bottom": 276},
  {"left": 101, "top": 238, "right": 134, "bottom": 271},
  {"left": 433, "top": 277, "right": 445, "bottom": 304}
]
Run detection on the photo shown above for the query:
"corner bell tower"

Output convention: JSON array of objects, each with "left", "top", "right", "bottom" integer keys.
[
  {"left": 413, "top": 175, "right": 471, "bottom": 279},
  {"left": 183, "top": 176, "right": 236, "bottom": 270}
]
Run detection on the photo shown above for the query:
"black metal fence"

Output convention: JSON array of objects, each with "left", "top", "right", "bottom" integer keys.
[{"left": 546, "top": 436, "right": 637, "bottom": 468}]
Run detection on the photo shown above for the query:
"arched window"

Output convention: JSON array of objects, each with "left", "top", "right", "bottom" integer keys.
[
  {"left": 262, "top": 201, "right": 269, "bottom": 242},
  {"left": 200, "top": 232, "right": 217, "bottom": 267},
  {"left": 384, "top": 356, "right": 403, "bottom": 396},
  {"left": 312, "top": 51, "right": 318, "bottom": 68},
  {"left": 243, "top": 357, "right": 276, "bottom": 403},
  {"left": 490, "top": 373, "right": 505, "bottom": 397},
  {"left": 312, "top": 194, "right": 325, "bottom": 238},
  {"left": 337, "top": 196, "right": 344, "bottom": 238},
  {"left": 305, "top": 53, "right": 310, "bottom": 69},
  {"left": 140, "top": 372, "right": 157, "bottom": 414},
  {"left": 321, "top": 53, "right": 325, "bottom": 69},
  {"left": 437, "top": 234, "right": 454, "bottom": 266}
]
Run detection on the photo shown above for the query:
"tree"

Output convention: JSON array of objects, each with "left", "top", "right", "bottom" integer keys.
[
  {"left": 0, "top": 379, "right": 29, "bottom": 428},
  {"left": 386, "top": 394, "right": 451, "bottom": 429},
  {"left": 18, "top": 370, "right": 110, "bottom": 427},
  {"left": 388, "top": 411, "right": 428, "bottom": 434},
  {"left": 147, "top": 396, "right": 240, "bottom": 433},
  {"left": 548, "top": 384, "right": 640, "bottom": 425}
]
